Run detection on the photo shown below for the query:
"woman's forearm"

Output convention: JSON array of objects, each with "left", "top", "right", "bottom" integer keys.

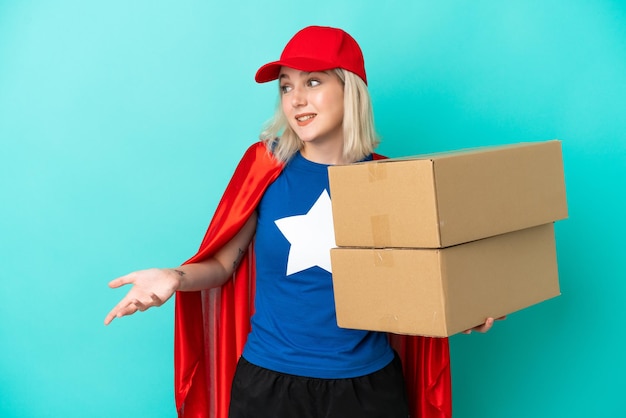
[{"left": 173, "top": 210, "right": 258, "bottom": 292}]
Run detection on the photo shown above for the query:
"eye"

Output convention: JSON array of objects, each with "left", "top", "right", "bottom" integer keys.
[
  {"left": 307, "top": 78, "right": 321, "bottom": 87},
  {"left": 280, "top": 84, "right": 293, "bottom": 94}
]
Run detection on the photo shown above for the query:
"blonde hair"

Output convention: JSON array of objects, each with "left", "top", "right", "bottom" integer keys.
[{"left": 260, "top": 69, "right": 379, "bottom": 163}]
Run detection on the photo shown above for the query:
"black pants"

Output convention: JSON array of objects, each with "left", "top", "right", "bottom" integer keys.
[{"left": 229, "top": 353, "right": 410, "bottom": 418}]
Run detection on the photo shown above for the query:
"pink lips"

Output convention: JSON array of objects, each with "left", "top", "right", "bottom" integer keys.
[{"left": 295, "top": 113, "right": 316, "bottom": 127}]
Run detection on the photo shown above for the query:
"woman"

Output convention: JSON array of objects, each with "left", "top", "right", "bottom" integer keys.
[{"left": 105, "top": 26, "right": 497, "bottom": 418}]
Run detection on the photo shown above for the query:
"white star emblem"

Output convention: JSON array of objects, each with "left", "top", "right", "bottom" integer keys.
[{"left": 274, "top": 189, "right": 336, "bottom": 276}]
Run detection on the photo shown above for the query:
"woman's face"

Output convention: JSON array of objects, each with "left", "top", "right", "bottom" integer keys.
[{"left": 279, "top": 67, "right": 344, "bottom": 148}]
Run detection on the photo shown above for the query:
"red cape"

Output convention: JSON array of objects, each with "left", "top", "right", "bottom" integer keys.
[{"left": 174, "top": 142, "right": 451, "bottom": 418}]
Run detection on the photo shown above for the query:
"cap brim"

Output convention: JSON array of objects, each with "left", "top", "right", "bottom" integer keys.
[{"left": 255, "top": 57, "right": 336, "bottom": 83}]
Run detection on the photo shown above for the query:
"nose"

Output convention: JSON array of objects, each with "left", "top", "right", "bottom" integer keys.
[{"left": 291, "top": 86, "right": 307, "bottom": 107}]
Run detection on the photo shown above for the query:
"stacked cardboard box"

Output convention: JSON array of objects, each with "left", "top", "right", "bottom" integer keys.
[{"left": 328, "top": 140, "right": 568, "bottom": 337}]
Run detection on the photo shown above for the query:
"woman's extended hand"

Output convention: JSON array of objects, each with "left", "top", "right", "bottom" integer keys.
[
  {"left": 462, "top": 316, "right": 507, "bottom": 334},
  {"left": 104, "top": 268, "right": 181, "bottom": 325}
]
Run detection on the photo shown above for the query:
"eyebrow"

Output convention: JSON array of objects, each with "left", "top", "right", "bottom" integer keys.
[{"left": 279, "top": 70, "right": 329, "bottom": 80}]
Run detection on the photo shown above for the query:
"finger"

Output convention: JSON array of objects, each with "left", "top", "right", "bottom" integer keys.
[
  {"left": 134, "top": 298, "right": 149, "bottom": 312},
  {"left": 104, "top": 307, "right": 125, "bottom": 326},
  {"left": 150, "top": 292, "right": 164, "bottom": 307},
  {"left": 113, "top": 300, "right": 140, "bottom": 318},
  {"left": 108, "top": 273, "right": 135, "bottom": 289},
  {"left": 104, "top": 299, "right": 129, "bottom": 325},
  {"left": 476, "top": 317, "right": 495, "bottom": 333},
  {"left": 104, "top": 311, "right": 116, "bottom": 325},
  {"left": 134, "top": 293, "right": 164, "bottom": 311},
  {"left": 104, "top": 295, "right": 140, "bottom": 325}
]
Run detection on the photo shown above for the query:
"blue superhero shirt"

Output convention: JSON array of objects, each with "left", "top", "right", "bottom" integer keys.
[{"left": 242, "top": 152, "right": 394, "bottom": 378}]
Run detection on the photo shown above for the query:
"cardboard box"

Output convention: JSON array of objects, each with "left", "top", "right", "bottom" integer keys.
[
  {"left": 329, "top": 140, "right": 568, "bottom": 248},
  {"left": 330, "top": 223, "right": 561, "bottom": 337}
]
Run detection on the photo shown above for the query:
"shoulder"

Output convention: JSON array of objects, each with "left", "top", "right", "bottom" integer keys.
[
  {"left": 232, "top": 141, "right": 284, "bottom": 178},
  {"left": 239, "top": 141, "right": 279, "bottom": 164},
  {"left": 243, "top": 141, "right": 269, "bottom": 157}
]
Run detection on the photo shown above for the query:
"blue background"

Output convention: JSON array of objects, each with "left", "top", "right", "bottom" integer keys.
[{"left": 1, "top": 1, "right": 624, "bottom": 417}]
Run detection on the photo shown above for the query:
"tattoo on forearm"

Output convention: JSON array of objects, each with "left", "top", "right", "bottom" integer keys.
[{"left": 232, "top": 248, "right": 245, "bottom": 270}]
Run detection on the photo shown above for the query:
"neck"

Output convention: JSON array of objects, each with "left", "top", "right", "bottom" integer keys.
[{"left": 300, "top": 141, "right": 347, "bottom": 165}]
